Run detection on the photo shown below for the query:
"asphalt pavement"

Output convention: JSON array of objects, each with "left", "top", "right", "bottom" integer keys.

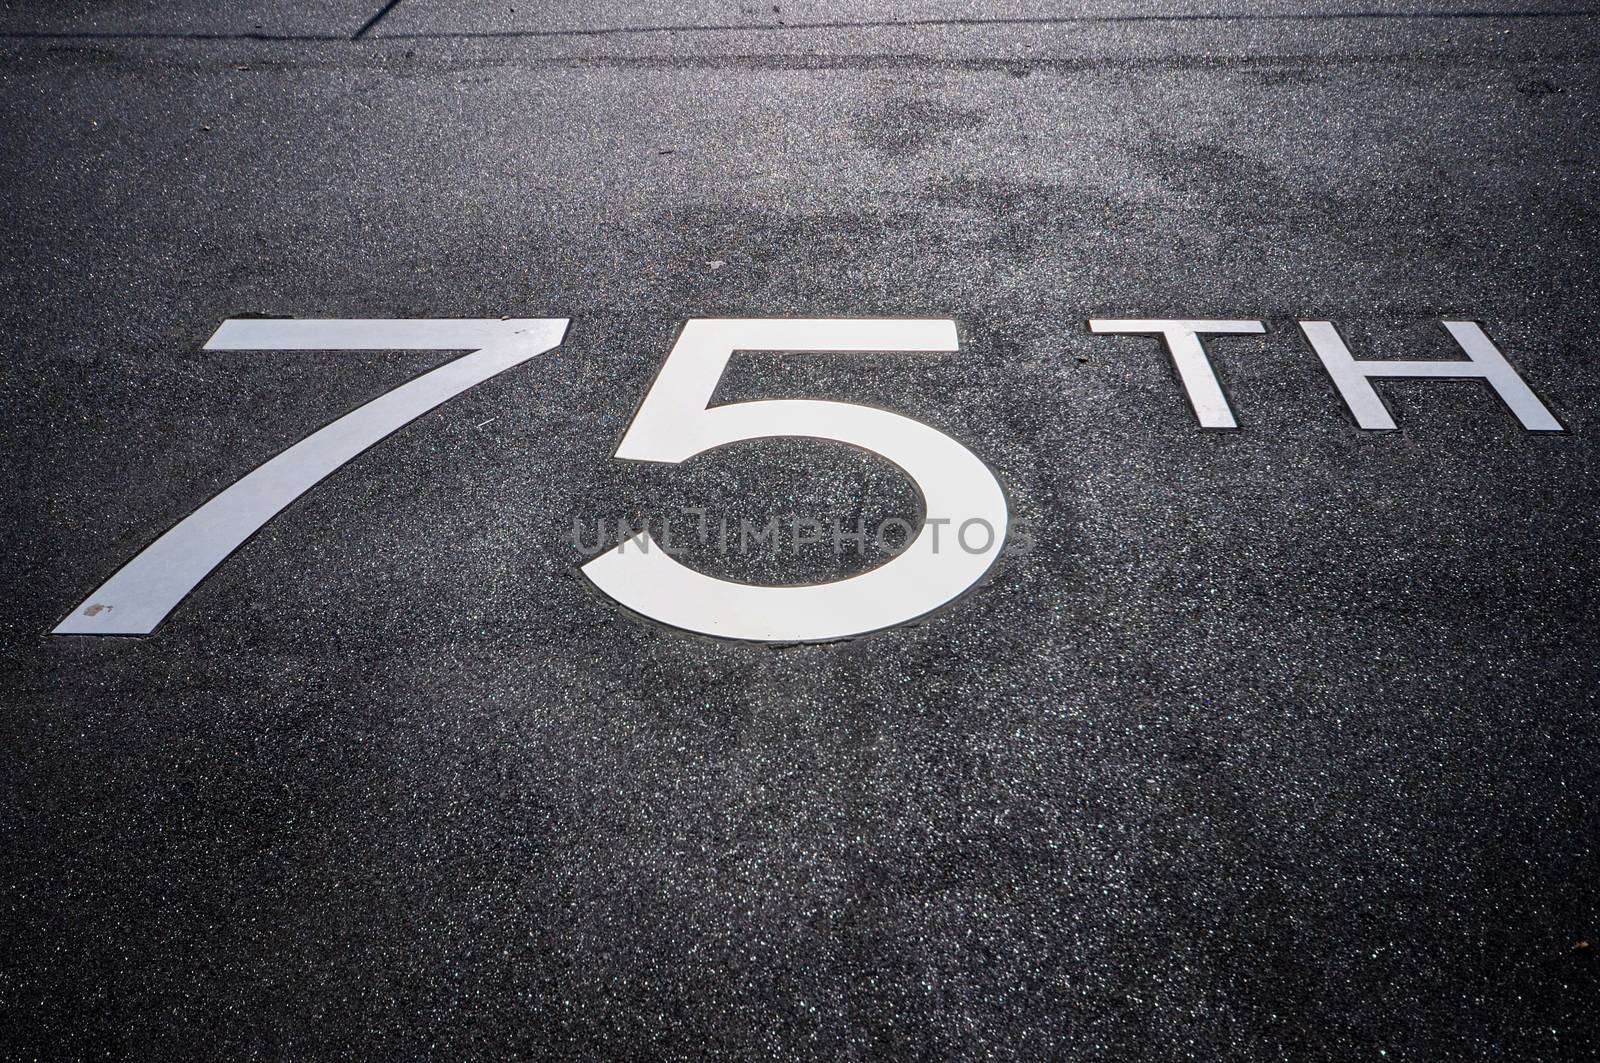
[{"left": 2, "top": 2, "right": 1597, "bottom": 1059}]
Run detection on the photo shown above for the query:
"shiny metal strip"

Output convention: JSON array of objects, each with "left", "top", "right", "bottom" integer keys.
[
  {"left": 1088, "top": 319, "right": 1265, "bottom": 429},
  {"left": 1300, "top": 320, "right": 1562, "bottom": 432},
  {"left": 55, "top": 318, "right": 568, "bottom": 635}
]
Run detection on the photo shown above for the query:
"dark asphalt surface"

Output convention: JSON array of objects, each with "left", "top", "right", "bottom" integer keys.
[{"left": 3, "top": 2, "right": 1598, "bottom": 1059}]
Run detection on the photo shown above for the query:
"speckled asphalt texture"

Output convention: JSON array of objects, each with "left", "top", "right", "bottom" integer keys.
[{"left": 3, "top": 2, "right": 1598, "bottom": 1059}]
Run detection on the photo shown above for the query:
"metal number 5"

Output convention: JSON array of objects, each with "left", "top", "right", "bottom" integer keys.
[
  {"left": 54, "top": 318, "right": 569, "bottom": 635},
  {"left": 581, "top": 318, "right": 1008, "bottom": 642}
]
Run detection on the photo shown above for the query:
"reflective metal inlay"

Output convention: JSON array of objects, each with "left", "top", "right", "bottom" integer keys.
[
  {"left": 1088, "top": 319, "right": 1266, "bottom": 429},
  {"left": 581, "top": 318, "right": 1009, "bottom": 642},
  {"left": 54, "top": 318, "right": 569, "bottom": 635},
  {"left": 1300, "top": 320, "right": 1563, "bottom": 432}
]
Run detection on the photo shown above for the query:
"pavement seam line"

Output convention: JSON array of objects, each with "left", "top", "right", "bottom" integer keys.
[{"left": 4, "top": 8, "right": 1600, "bottom": 44}]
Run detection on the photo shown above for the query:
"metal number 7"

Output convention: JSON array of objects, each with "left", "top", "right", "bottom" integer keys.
[{"left": 54, "top": 317, "right": 569, "bottom": 636}]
